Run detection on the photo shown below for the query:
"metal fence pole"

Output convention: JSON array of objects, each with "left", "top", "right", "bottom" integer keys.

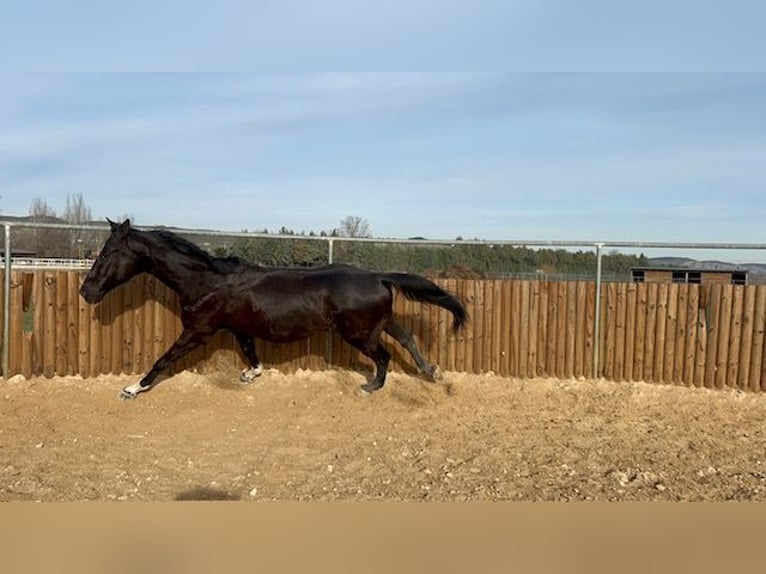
[
  {"left": 592, "top": 243, "right": 604, "bottom": 379},
  {"left": 2, "top": 223, "right": 11, "bottom": 378},
  {"left": 326, "top": 238, "right": 335, "bottom": 365}
]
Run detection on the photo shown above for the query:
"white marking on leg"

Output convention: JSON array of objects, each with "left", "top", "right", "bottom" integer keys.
[
  {"left": 239, "top": 364, "right": 264, "bottom": 383},
  {"left": 125, "top": 382, "right": 145, "bottom": 395},
  {"left": 120, "top": 382, "right": 147, "bottom": 400}
]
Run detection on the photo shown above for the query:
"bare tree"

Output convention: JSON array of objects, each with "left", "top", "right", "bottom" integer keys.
[
  {"left": 29, "top": 197, "right": 57, "bottom": 222},
  {"left": 337, "top": 215, "right": 372, "bottom": 238},
  {"left": 63, "top": 193, "right": 97, "bottom": 258},
  {"left": 16, "top": 195, "right": 100, "bottom": 258},
  {"left": 63, "top": 193, "right": 92, "bottom": 224},
  {"left": 17, "top": 197, "right": 67, "bottom": 257}
]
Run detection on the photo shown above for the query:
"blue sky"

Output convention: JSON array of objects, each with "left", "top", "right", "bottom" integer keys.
[
  {"left": 2, "top": 1, "right": 765, "bottom": 72},
  {"left": 3, "top": 73, "right": 765, "bottom": 244},
  {"left": 1, "top": 3, "right": 765, "bottom": 261}
]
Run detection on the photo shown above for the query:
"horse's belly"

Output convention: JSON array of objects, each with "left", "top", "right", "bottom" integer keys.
[
  {"left": 255, "top": 322, "right": 317, "bottom": 342},
  {"left": 239, "top": 308, "right": 330, "bottom": 342}
]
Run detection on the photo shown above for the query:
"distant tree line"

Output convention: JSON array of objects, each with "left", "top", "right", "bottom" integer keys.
[
  {"left": 220, "top": 213, "right": 649, "bottom": 278},
  {"left": 225, "top": 234, "right": 648, "bottom": 280},
  {"left": 6, "top": 198, "right": 647, "bottom": 279}
]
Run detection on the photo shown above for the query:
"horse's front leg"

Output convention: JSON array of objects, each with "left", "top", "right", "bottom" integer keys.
[
  {"left": 120, "top": 328, "right": 212, "bottom": 400},
  {"left": 234, "top": 331, "right": 263, "bottom": 384}
]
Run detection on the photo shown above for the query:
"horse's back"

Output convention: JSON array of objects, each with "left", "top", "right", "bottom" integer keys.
[
  {"left": 255, "top": 263, "right": 370, "bottom": 283},
  {"left": 255, "top": 264, "right": 388, "bottom": 301},
  {"left": 216, "top": 264, "right": 392, "bottom": 341}
]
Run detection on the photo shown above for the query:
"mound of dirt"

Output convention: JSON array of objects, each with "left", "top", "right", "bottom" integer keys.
[{"left": 2, "top": 367, "right": 765, "bottom": 501}]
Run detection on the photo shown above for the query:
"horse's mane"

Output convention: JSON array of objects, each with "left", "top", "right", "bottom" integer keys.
[{"left": 151, "top": 229, "right": 250, "bottom": 273}]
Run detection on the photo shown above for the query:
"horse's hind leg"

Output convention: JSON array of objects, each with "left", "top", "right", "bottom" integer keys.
[
  {"left": 234, "top": 332, "right": 263, "bottom": 383},
  {"left": 384, "top": 320, "right": 440, "bottom": 381},
  {"left": 355, "top": 342, "right": 391, "bottom": 394},
  {"left": 337, "top": 321, "right": 391, "bottom": 393}
]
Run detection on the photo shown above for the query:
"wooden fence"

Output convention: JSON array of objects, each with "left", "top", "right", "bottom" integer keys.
[{"left": 2, "top": 270, "right": 765, "bottom": 391}]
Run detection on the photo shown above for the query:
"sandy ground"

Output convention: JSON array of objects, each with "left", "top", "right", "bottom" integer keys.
[{"left": 2, "top": 363, "right": 766, "bottom": 502}]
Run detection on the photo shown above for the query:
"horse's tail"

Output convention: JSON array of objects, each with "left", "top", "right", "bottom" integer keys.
[{"left": 380, "top": 273, "right": 467, "bottom": 331}]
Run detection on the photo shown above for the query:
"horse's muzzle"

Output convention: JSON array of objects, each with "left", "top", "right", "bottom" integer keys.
[{"left": 79, "top": 283, "right": 102, "bottom": 304}]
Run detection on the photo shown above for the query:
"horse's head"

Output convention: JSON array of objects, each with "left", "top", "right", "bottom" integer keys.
[{"left": 80, "top": 218, "right": 148, "bottom": 304}]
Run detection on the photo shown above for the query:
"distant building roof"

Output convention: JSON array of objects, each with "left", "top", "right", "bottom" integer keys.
[
  {"left": 0, "top": 245, "right": 37, "bottom": 257},
  {"left": 631, "top": 266, "right": 749, "bottom": 274},
  {"left": 631, "top": 267, "right": 748, "bottom": 285}
]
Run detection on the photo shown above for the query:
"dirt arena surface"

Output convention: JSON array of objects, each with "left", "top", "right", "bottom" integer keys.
[{"left": 2, "top": 364, "right": 766, "bottom": 502}]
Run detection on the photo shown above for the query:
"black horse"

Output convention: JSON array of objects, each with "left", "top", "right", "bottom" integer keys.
[{"left": 80, "top": 219, "right": 467, "bottom": 400}]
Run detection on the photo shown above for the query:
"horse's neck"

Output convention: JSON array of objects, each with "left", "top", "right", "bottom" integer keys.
[{"left": 146, "top": 249, "right": 223, "bottom": 304}]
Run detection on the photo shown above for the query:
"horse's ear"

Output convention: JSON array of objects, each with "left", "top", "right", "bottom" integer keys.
[{"left": 107, "top": 218, "right": 131, "bottom": 234}]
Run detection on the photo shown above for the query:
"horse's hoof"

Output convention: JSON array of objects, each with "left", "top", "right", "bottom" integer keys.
[
  {"left": 119, "top": 388, "right": 137, "bottom": 400},
  {"left": 430, "top": 365, "right": 443, "bottom": 381},
  {"left": 360, "top": 382, "right": 382, "bottom": 394},
  {"left": 239, "top": 367, "right": 263, "bottom": 384}
]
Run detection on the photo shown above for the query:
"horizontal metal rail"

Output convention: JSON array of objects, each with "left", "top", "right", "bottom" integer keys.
[{"left": 1, "top": 257, "right": 94, "bottom": 269}]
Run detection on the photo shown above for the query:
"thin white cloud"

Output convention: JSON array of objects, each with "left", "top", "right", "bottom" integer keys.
[{"left": 1, "top": 73, "right": 765, "bottom": 251}]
